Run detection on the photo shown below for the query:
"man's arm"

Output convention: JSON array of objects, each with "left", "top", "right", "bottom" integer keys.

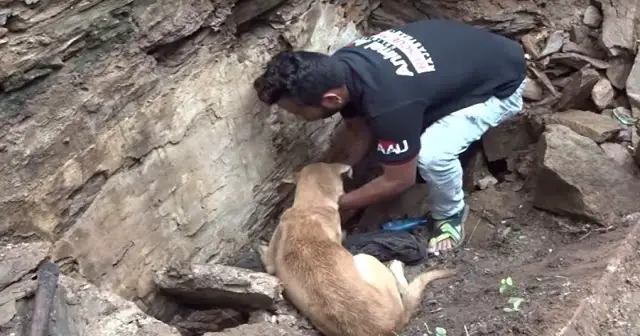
[{"left": 338, "top": 105, "right": 423, "bottom": 211}]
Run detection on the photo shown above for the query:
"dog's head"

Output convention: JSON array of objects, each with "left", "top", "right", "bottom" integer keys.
[{"left": 283, "top": 162, "right": 352, "bottom": 202}]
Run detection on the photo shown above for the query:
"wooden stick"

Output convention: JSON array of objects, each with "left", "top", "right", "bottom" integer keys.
[{"left": 29, "top": 257, "right": 60, "bottom": 336}]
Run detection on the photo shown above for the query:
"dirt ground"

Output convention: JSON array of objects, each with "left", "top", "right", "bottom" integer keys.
[{"left": 396, "top": 182, "right": 638, "bottom": 336}]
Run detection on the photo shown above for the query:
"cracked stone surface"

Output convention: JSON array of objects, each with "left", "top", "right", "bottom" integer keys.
[{"left": 0, "top": 0, "right": 362, "bottom": 314}]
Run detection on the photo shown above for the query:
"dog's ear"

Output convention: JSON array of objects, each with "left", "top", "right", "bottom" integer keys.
[
  {"left": 333, "top": 163, "right": 353, "bottom": 179},
  {"left": 281, "top": 171, "right": 300, "bottom": 184}
]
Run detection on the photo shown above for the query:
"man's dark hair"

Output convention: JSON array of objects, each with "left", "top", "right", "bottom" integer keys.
[{"left": 253, "top": 51, "right": 346, "bottom": 106}]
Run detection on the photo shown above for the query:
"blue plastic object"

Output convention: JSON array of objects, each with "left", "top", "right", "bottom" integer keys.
[{"left": 381, "top": 217, "right": 430, "bottom": 232}]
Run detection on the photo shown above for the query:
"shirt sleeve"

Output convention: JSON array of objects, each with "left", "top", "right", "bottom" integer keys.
[{"left": 369, "top": 105, "right": 424, "bottom": 165}]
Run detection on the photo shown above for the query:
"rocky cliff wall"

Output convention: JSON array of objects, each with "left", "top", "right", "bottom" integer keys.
[{"left": 0, "top": 0, "right": 365, "bottom": 311}]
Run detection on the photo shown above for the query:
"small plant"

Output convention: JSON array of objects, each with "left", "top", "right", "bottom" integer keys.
[
  {"left": 499, "top": 276, "right": 515, "bottom": 295},
  {"left": 499, "top": 277, "right": 525, "bottom": 313},
  {"left": 434, "top": 327, "right": 447, "bottom": 336}
]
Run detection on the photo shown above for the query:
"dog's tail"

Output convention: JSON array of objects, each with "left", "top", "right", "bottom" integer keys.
[{"left": 400, "top": 269, "right": 456, "bottom": 323}]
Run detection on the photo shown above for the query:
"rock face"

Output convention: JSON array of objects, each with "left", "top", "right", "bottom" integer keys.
[
  {"left": 0, "top": 0, "right": 362, "bottom": 312},
  {"left": 534, "top": 124, "right": 640, "bottom": 223}
]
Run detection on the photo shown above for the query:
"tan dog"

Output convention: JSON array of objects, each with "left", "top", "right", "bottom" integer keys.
[{"left": 257, "top": 162, "right": 455, "bottom": 336}]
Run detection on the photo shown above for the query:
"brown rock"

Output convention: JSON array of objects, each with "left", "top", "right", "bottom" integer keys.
[
  {"left": 596, "top": 0, "right": 638, "bottom": 57},
  {"left": 562, "top": 40, "right": 607, "bottom": 59},
  {"left": 570, "top": 25, "right": 591, "bottom": 44},
  {"left": 591, "top": 78, "right": 615, "bottom": 110},
  {"left": 204, "top": 322, "right": 311, "bottom": 336},
  {"left": 607, "top": 56, "right": 634, "bottom": 89},
  {"left": 556, "top": 66, "right": 601, "bottom": 110},
  {"left": 0, "top": 241, "right": 50, "bottom": 291},
  {"left": 582, "top": 5, "right": 603, "bottom": 28},
  {"left": 534, "top": 124, "right": 640, "bottom": 223},
  {"left": 463, "top": 149, "right": 497, "bottom": 191},
  {"left": 600, "top": 143, "right": 638, "bottom": 176},
  {"left": 549, "top": 52, "right": 609, "bottom": 70},
  {"left": 170, "top": 308, "right": 245, "bottom": 335},
  {"left": 626, "top": 51, "right": 640, "bottom": 115},
  {"left": 154, "top": 263, "right": 282, "bottom": 310},
  {"left": 482, "top": 115, "right": 537, "bottom": 162},
  {"left": 523, "top": 78, "right": 544, "bottom": 101},
  {"left": 521, "top": 33, "right": 540, "bottom": 58},
  {"left": 538, "top": 30, "right": 566, "bottom": 59},
  {"left": 546, "top": 109, "right": 623, "bottom": 143}
]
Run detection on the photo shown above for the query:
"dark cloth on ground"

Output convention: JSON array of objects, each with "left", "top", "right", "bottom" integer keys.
[{"left": 343, "top": 230, "right": 428, "bottom": 265}]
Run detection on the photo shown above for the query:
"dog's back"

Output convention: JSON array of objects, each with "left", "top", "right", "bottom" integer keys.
[{"left": 273, "top": 208, "right": 404, "bottom": 336}]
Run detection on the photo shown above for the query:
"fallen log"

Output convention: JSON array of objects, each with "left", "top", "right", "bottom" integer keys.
[{"left": 28, "top": 257, "right": 60, "bottom": 336}]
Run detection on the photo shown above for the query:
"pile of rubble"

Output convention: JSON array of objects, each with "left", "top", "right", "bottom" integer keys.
[
  {"left": 515, "top": 2, "right": 640, "bottom": 223},
  {"left": 0, "top": 241, "right": 317, "bottom": 336}
]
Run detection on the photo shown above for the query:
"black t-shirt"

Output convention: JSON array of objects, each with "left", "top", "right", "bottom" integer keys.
[{"left": 333, "top": 19, "right": 526, "bottom": 165}]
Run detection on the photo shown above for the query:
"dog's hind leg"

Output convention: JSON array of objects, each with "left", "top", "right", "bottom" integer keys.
[{"left": 353, "top": 254, "right": 403, "bottom": 306}]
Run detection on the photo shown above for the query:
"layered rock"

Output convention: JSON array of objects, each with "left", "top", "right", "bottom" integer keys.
[{"left": 0, "top": 0, "right": 363, "bottom": 315}]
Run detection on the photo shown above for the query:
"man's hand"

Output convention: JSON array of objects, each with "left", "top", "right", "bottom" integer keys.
[{"left": 338, "top": 156, "right": 417, "bottom": 211}]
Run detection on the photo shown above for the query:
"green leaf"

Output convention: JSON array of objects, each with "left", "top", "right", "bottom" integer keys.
[
  {"left": 506, "top": 277, "right": 513, "bottom": 286},
  {"left": 435, "top": 327, "right": 447, "bottom": 336}
]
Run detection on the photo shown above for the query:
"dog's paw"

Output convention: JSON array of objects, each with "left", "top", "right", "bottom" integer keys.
[{"left": 388, "top": 260, "right": 405, "bottom": 274}]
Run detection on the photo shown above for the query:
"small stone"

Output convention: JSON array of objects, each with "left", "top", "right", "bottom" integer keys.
[
  {"left": 549, "top": 52, "right": 609, "bottom": 70},
  {"left": 570, "top": 25, "right": 591, "bottom": 44},
  {"left": 546, "top": 109, "right": 623, "bottom": 143},
  {"left": 562, "top": 39, "right": 606, "bottom": 59},
  {"left": 582, "top": 5, "right": 603, "bottom": 28},
  {"left": 591, "top": 78, "right": 615, "bottom": 110},
  {"left": 534, "top": 124, "right": 640, "bottom": 223},
  {"left": 154, "top": 263, "right": 282, "bottom": 310},
  {"left": 607, "top": 56, "right": 633, "bottom": 90},
  {"left": 0, "top": 27, "right": 7, "bottom": 38},
  {"left": 170, "top": 308, "right": 244, "bottom": 335},
  {"left": 538, "top": 30, "right": 566, "bottom": 59},
  {"left": 477, "top": 176, "right": 499, "bottom": 190},
  {"left": 203, "top": 322, "right": 310, "bottom": 336},
  {"left": 625, "top": 51, "right": 640, "bottom": 114},
  {"left": 523, "top": 78, "right": 544, "bottom": 101},
  {"left": 482, "top": 116, "right": 537, "bottom": 162},
  {"left": 600, "top": 143, "right": 638, "bottom": 176},
  {"left": 556, "top": 66, "right": 601, "bottom": 111}
]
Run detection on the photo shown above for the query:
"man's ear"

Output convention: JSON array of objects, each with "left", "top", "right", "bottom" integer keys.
[
  {"left": 333, "top": 163, "right": 353, "bottom": 179},
  {"left": 282, "top": 171, "right": 301, "bottom": 184}
]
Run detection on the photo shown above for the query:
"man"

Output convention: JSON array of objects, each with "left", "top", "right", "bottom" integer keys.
[{"left": 253, "top": 19, "right": 527, "bottom": 255}]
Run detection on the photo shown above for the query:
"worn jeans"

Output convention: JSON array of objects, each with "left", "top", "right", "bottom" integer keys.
[{"left": 417, "top": 79, "right": 526, "bottom": 220}]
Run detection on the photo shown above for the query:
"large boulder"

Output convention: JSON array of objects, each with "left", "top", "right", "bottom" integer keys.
[{"left": 534, "top": 124, "right": 640, "bottom": 223}]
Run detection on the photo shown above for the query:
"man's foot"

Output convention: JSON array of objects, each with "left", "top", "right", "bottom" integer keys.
[{"left": 427, "top": 205, "right": 469, "bottom": 254}]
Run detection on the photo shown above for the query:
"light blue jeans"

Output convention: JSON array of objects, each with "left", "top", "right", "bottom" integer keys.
[{"left": 417, "top": 79, "right": 526, "bottom": 220}]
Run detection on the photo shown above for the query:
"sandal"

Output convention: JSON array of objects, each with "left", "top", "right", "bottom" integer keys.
[{"left": 427, "top": 205, "right": 469, "bottom": 254}]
